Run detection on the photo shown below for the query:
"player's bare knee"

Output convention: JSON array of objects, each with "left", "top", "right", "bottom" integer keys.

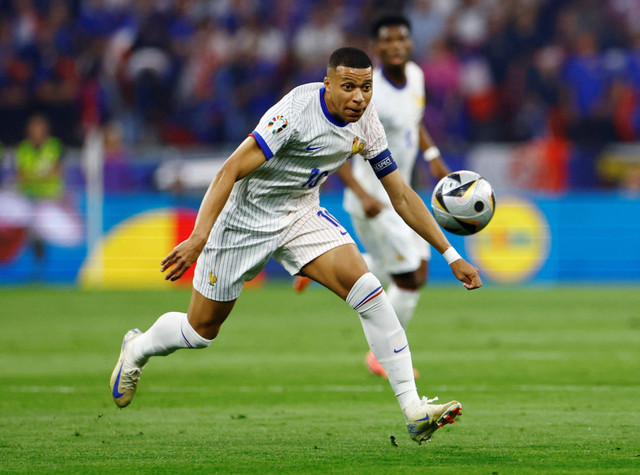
[
  {"left": 187, "top": 310, "right": 225, "bottom": 341},
  {"left": 187, "top": 293, "right": 235, "bottom": 341},
  {"left": 194, "top": 326, "right": 219, "bottom": 342},
  {"left": 185, "top": 311, "right": 221, "bottom": 341}
]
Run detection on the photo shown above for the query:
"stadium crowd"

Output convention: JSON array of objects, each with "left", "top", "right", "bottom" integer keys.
[{"left": 1, "top": 0, "right": 640, "bottom": 151}]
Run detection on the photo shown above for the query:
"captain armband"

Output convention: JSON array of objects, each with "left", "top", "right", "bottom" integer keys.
[{"left": 368, "top": 149, "right": 397, "bottom": 179}]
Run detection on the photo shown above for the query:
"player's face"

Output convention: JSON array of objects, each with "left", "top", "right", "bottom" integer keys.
[
  {"left": 323, "top": 66, "right": 373, "bottom": 123},
  {"left": 374, "top": 25, "right": 412, "bottom": 68}
]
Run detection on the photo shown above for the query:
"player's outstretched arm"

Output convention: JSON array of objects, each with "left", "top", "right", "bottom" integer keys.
[
  {"left": 161, "top": 137, "right": 267, "bottom": 281},
  {"left": 335, "top": 161, "right": 386, "bottom": 218},
  {"left": 380, "top": 169, "right": 481, "bottom": 290}
]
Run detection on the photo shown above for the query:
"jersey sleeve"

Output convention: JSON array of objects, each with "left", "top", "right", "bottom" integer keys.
[
  {"left": 358, "top": 102, "right": 398, "bottom": 179},
  {"left": 358, "top": 102, "right": 389, "bottom": 161},
  {"left": 250, "top": 92, "right": 297, "bottom": 160}
]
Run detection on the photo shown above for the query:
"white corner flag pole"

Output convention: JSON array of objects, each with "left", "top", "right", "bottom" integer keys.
[{"left": 83, "top": 127, "right": 104, "bottom": 286}]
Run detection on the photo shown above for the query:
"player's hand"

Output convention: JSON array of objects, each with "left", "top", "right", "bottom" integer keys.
[
  {"left": 450, "top": 259, "right": 482, "bottom": 290},
  {"left": 360, "top": 194, "right": 386, "bottom": 218},
  {"left": 161, "top": 238, "right": 204, "bottom": 281}
]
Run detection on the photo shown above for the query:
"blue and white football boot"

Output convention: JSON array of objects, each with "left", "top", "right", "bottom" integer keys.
[
  {"left": 110, "top": 329, "right": 144, "bottom": 408},
  {"left": 405, "top": 397, "right": 462, "bottom": 444}
]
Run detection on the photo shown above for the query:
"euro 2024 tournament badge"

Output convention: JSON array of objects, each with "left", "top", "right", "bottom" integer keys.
[{"left": 268, "top": 115, "right": 288, "bottom": 134}]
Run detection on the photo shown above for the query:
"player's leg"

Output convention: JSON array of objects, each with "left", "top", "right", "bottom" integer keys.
[
  {"left": 365, "top": 261, "right": 426, "bottom": 378},
  {"left": 292, "top": 274, "right": 313, "bottom": 292},
  {"left": 131, "top": 289, "right": 234, "bottom": 365},
  {"left": 349, "top": 209, "right": 428, "bottom": 375},
  {"left": 277, "top": 206, "right": 461, "bottom": 442},
  {"left": 110, "top": 290, "right": 233, "bottom": 408},
  {"left": 293, "top": 251, "right": 385, "bottom": 293},
  {"left": 301, "top": 245, "right": 461, "bottom": 443},
  {"left": 301, "top": 245, "right": 420, "bottom": 408},
  {"left": 276, "top": 207, "right": 418, "bottom": 405},
  {"left": 388, "top": 258, "right": 427, "bottom": 329},
  {"left": 111, "top": 222, "right": 275, "bottom": 408}
]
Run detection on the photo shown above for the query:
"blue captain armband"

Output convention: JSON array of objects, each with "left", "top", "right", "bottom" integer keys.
[{"left": 368, "top": 149, "right": 397, "bottom": 179}]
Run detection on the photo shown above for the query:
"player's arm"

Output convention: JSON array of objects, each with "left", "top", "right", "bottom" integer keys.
[
  {"left": 335, "top": 161, "right": 386, "bottom": 218},
  {"left": 419, "top": 124, "right": 450, "bottom": 180},
  {"left": 380, "top": 169, "right": 481, "bottom": 290},
  {"left": 161, "top": 136, "right": 267, "bottom": 281}
]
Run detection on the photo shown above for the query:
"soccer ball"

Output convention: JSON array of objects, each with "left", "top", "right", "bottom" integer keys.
[{"left": 431, "top": 170, "right": 496, "bottom": 235}]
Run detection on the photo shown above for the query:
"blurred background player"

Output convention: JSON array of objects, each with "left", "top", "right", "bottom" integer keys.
[
  {"left": 111, "top": 47, "right": 481, "bottom": 444},
  {"left": 294, "top": 15, "right": 451, "bottom": 378}
]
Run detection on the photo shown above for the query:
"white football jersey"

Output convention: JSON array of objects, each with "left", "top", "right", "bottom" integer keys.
[
  {"left": 344, "top": 62, "right": 425, "bottom": 217},
  {"left": 220, "top": 82, "right": 389, "bottom": 232}
]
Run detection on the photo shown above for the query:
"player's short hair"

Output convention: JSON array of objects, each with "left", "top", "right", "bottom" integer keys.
[
  {"left": 371, "top": 14, "right": 411, "bottom": 39},
  {"left": 327, "top": 47, "right": 372, "bottom": 70}
]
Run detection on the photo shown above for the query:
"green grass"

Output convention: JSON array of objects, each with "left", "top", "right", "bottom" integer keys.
[{"left": 1, "top": 284, "right": 639, "bottom": 473}]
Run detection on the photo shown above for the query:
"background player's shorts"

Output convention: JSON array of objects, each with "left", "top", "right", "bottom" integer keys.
[
  {"left": 350, "top": 206, "right": 430, "bottom": 276},
  {"left": 193, "top": 205, "right": 354, "bottom": 301}
]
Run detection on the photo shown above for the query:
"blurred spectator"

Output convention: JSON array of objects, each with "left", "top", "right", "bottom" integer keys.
[
  {"left": 16, "top": 114, "right": 65, "bottom": 201},
  {"left": 562, "top": 32, "right": 615, "bottom": 144},
  {"left": 0, "top": 17, "right": 33, "bottom": 145},
  {"left": 405, "top": 0, "right": 450, "bottom": 58},
  {"left": 102, "top": 121, "right": 135, "bottom": 192},
  {"left": 292, "top": 4, "right": 344, "bottom": 84},
  {"left": 450, "top": 0, "right": 490, "bottom": 50},
  {"left": 13, "top": 114, "right": 82, "bottom": 276},
  {"left": 0, "top": 0, "right": 639, "bottom": 193},
  {"left": 32, "top": 22, "right": 80, "bottom": 145},
  {"left": 420, "top": 37, "right": 464, "bottom": 143}
]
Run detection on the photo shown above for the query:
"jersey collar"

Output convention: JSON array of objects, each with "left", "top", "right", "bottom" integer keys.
[
  {"left": 381, "top": 67, "right": 407, "bottom": 90},
  {"left": 319, "top": 87, "right": 348, "bottom": 127}
]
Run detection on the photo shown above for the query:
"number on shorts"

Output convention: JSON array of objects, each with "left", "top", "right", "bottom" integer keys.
[{"left": 317, "top": 209, "right": 348, "bottom": 235}]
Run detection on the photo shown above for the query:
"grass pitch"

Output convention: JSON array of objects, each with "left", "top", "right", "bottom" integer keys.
[{"left": 1, "top": 283, "right": 639, "bottom": 473}]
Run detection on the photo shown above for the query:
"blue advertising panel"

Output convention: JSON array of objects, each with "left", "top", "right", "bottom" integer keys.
[{"left": 0, "top": 191, "right": 638, "bottom": 286}]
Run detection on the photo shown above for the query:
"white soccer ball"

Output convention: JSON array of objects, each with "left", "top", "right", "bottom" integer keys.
[{"left": 431, "top": 170, "right": 495, "bottom": 236}]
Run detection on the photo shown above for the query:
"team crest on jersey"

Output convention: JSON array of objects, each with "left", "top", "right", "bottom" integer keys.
[
  {"left": 268, "top": 115, "right": 288, "bottom": 134},
  {"left": 351, "top": 137, "right": 365, "bottom": 155},
  {"left": 208, "top": 271, "right": 217, "bottom": 286}
]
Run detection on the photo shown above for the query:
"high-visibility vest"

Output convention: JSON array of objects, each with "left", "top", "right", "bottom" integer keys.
[{"left": 16, "top": 138, "right": 64, "bottom": 199}]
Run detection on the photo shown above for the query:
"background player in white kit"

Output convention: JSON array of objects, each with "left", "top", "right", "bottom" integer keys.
[
  {"left": 110, "top": 47, "right": 481, "bottom": 444},
  {"left": 294, "top": 15, "right": 451, "bottom": 378}
]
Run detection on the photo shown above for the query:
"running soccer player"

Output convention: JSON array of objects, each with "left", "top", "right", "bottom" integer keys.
[
  {"left": 110, "top": 47, "right": 481, "bottom": 444},
  {"left": 294, "top": 15, "right": 451, "bottom": 378}
]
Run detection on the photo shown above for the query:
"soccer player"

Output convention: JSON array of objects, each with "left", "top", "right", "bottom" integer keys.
[
  {"left": 110, "top": 47, "right": 481, "bottom": 444},
  {"left": 294, "top": 15, "right": 450, "bottom": 378}
]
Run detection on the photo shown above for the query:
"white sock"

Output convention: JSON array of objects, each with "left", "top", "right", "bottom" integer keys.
[
  {"left": 387, "top": 283, "right": 421, "bottom": 330},
  {"left": 346, "top": 272, "right": 420, "bottom": 412},
  {"left": 131, "top": 312, "right": 212, "bottom": 366}
]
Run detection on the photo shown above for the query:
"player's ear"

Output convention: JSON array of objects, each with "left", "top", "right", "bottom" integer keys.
[{"left": 323, "top": 76, "right": 330, "bottom": 89}]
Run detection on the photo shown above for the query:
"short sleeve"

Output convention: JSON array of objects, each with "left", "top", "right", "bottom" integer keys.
[
  {"left": 358, "top": 102, "right": 389, "bottom": 160},
  {"left": 250, "top": 92, "right": 296, "bottom": 160}
]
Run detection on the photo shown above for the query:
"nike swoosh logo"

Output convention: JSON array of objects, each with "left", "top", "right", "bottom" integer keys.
[
  {"left": 112, "top": 362, "right": 125, "bottom": 399},
  {"left": 416, "top": 414, "right": 430, "bottom": 421},
  {"left": 306, "top": 145, "right": 324, "bottom": 151},
  {"left": 340, "top": 231, "right": 348, "bottom": 235},
  {"left": 393, "top": 345, "right": 408, "bottom": 353}
]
